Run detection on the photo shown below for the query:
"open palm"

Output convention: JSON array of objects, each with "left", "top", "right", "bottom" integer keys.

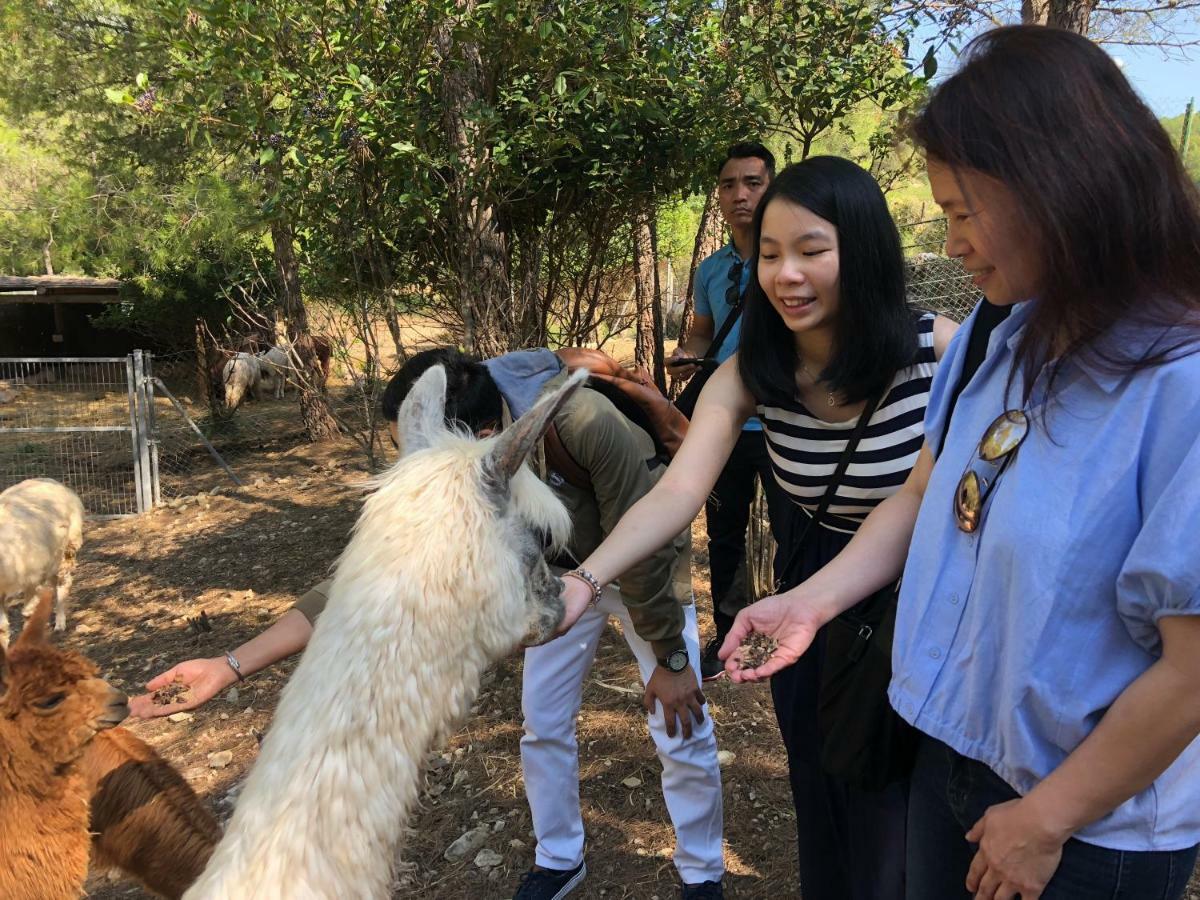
[
  {"left": 128, "top": 658, "right": 233, "bottom": 718},
  {"left": 718, "top": 592, "right": 822, "bottom": 682}
]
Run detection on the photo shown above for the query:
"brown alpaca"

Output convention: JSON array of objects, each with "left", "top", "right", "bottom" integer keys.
[
  {"left": 0, "top": 588, "right": 128, "bottom": 900},
  {"left": 82, "top": 727, "right": 222, "bottom": 899}
]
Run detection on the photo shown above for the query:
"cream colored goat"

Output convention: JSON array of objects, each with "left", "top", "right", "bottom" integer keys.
[
  {"left": 184, "top": 365, "right": 585, "bottom": 900},
  {"left": 0, "top": 478, "right": 84, "bottom": 648}
]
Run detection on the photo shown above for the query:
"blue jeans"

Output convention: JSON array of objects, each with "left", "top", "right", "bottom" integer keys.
[{"left": 907, "top": 736, "right": 1199, "bottom": 900}]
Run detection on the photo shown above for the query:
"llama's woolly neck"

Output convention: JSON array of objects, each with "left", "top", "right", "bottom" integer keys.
[{"left": 185, "top": 440, "right": 554, "bottom": 900}]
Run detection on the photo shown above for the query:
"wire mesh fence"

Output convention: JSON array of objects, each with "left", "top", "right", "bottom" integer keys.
[
  {"left": 898, "top": 217, "right": 980, "bottom": 322},
  {"left": 144, "top": 350, "right": 379, "bottom": 502},
  {"left": 0, "top": 357, "right": 142, "bottom": 517}
]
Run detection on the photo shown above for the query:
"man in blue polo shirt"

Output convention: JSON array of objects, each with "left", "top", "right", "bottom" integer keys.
[{"left": 668, "top": 142, "right": 793, "bottom": 681}]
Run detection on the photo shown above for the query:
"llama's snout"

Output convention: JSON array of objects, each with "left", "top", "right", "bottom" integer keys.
[
  {"left": 522, "top": 567, "right": 566, "bottom": 646},
  {"left": 96, "top": 682, "right": 130, "bottom": 729}
]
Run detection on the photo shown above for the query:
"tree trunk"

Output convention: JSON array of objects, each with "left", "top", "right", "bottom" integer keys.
[
  {"left": 383, "top": 299, "right": 407, "bottom": 367},
  {"left": 434, "top": 2, "right": 512, "bottom": 356},
  {"left": 1022, "top": 0, "right": 1050, "bottom": 24},
  {"left": 1048, "top": 0, "right": 1095, "bottom": 32},
  {"left": 646, "top": 218, "right": 667, "bottom": 393},
  {"left": 678, "top": 187, "right": 725, "bottom": 349},
  {"left": 632, "top": 212, "right": 665, "bottom": 389},
  {"left": 194, "top": 319, "right": 226, "bottom": 416},
  {"left": 270, "top": 218, "right": 340, "bottom": 441},
  {"left": 1024, "top": 0, "right": 1095, "bottom": 30}
]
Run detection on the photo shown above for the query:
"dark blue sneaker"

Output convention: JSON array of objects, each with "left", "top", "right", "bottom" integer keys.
[
  {"left": 681, "top": 880, "right": 724, "bottom": 899},
  {"left": 512, "top": 862, "right": 586, "bottom": 899}
]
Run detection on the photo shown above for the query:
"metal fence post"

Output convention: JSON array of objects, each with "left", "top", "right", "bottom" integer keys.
[
  {"left": 144, "top": 353, "right": 162, "bottom": 507},
  {"left": 131, "top": 351, "right": 154, "bottom": 513}
]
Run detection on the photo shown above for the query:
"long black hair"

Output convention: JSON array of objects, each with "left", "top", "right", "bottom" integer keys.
[
  {"left": 738, "top": 155, "right": 916, "bottom": 406},
  {"left": 910, "top": 25, "right": 1200, "bottom": 398}
]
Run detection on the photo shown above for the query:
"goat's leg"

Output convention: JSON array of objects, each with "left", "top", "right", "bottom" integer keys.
[{"left": 54, "top": 569, "right": 73, "bottom": 632}]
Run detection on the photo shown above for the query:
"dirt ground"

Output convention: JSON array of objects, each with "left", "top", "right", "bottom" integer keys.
[{"left": 58, "top": 435, "right": 1200, "bottom": 899}]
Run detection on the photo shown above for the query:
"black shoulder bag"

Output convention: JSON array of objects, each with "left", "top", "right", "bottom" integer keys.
[
  {"left": 775, "top": 390, "right": 919, "bottom": 792},
  {"left": 673, "top": 259, "right": 745, "bottom": 419}
]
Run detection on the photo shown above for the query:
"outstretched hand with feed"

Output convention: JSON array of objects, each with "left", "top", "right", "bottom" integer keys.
[
  {"left": 719, "top": 590, "right": 824, "bottom": 682},
  {"left": 128, "top": 657, "right": 236, "bottom": 718}
]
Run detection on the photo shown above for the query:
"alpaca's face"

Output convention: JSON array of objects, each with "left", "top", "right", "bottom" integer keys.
[{"left": 0, "top": 619, "right": 128, "bottom": 787}]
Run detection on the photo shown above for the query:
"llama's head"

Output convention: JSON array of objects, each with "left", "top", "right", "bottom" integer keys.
[
  {"left": 0, "top": 590, "right": 128, "bottom": 790},
  {"left": 350, "top": 365, "right": 585, "bottom": 654}
]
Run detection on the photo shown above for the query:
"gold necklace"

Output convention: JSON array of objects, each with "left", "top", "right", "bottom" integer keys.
[{"left": 800, "top": 361, "right": 836, "bottom": 407}]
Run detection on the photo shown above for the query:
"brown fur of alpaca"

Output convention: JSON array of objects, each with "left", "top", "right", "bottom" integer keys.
[
  {"left": 82, "top": 727, "right": 222, "bottom": 899},
  {"left": 0, "top": 589, "right": 128, "bottom": 900}
]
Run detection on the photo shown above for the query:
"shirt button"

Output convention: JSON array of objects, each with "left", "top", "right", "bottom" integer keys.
[
  {"left": 929, "top": 647, "right": 942, "bottom": 660},
  {"left": 949, "top": 594, "right": 960, "bottom": 605}
]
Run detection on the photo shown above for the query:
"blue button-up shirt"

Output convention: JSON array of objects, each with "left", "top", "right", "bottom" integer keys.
[
  {"left": 891, "top": 299, "right": 1200, "bottom": 851},
  {"left": 695, "top": 243, "right": 759, "bottom": 432}
]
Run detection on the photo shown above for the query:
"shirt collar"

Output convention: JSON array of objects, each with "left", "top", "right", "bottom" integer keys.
[
  {"left": 999, "top": 300, "right": 1168, "bottom": 395},
  {"left": 722, "top": 241, "right": 749, "bottom": 265}
]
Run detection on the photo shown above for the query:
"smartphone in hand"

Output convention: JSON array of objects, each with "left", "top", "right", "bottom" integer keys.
[{"left": 668, "top": 356, "right": 718, "bottom": 372}]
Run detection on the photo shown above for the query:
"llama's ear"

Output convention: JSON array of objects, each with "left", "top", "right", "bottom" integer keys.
[
  {"left": 14, "top": 587, "right": 53, "bottom": 648},
  {"left": 396, "top": 365, "right": 448, "bottom": 456},
  {"left": 484, "top": 370, "right": 588, "bottom": 491}
]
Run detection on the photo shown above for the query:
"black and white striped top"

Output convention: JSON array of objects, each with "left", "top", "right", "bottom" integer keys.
[{"left": 759, "top": 313, "right": 939, "bottom": 535}]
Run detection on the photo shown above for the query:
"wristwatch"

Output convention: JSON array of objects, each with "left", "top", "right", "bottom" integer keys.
[{"left": 659, "top": 648, "right": 689, "bottom": 673}]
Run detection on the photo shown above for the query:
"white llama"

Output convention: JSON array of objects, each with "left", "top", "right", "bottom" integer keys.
[{"left": 184, "top": 364, "right": 586, "bottom": 900}]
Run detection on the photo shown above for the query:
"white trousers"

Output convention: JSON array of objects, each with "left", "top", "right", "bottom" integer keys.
[{"left": 521, "top": 586, "right": 725, "bottom": 884}]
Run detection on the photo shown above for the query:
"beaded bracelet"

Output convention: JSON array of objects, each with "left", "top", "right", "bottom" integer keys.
[{"left": 562, "top": 567, "right": 602, "bottom": 606}]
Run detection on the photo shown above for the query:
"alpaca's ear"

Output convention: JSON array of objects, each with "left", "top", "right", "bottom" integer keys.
[
  {"left": 396, "top": 365, "right": 448, "bottom": 456},
  {"left": 484, "top": 369, "right": 588, "bottom": 493},
  {"left": 15, "top": 588, "right": 53, "bottom": 648}
]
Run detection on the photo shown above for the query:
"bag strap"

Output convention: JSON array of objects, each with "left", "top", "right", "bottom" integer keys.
[
  {"left": 701, "top": 253, "right": 748, "bottom": 360},
  {"left": 543, "top": 423, "right": 592, "bottom": 491},
  {"left": 703, "top": 297, "right": 743, "bottom": 361},
  {"left": 777, "top": 388, "right": 886, "bottom": 585}
]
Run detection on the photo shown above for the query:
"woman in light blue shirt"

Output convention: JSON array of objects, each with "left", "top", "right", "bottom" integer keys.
[{"left": 721, "top": 26, "right": 1200, "bottom": 900}]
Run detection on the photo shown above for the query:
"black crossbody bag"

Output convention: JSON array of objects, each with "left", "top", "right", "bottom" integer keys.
[{"left": 774, "top": 390, "right": 919, "bottom": 792}]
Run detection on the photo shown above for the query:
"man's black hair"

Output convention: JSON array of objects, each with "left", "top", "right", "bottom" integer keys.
[
  {"left": 380, "top": 347, "right": 503, "bottom": 431},
  {"left": 718, "top": 142, "right": 776, "bottom": 178}
]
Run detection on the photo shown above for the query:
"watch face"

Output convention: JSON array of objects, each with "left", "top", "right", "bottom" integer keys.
[{"left": 667, "top": 649, "right": 689, "bottom": 672}]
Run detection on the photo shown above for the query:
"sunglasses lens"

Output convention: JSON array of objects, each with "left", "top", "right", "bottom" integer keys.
[
  {"left": 955, "top": 470, "right": 982, "bottom": 533},
  {"left": 979, "top": 410, "right": 1028, "bottom": 462}
]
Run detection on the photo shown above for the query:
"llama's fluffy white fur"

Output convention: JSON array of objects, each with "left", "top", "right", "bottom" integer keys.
[
  {"left": 256, "top": 345, "right": 291, "bottom": 400},
  {"left": 221, "top": 352, "right": 262, "bottom": 410},
  {"left": 184, "top": 366, "right": 582, "bottom": 900},
  {"left": 0, "top": 478, "right": 84, "bottom": 647}
]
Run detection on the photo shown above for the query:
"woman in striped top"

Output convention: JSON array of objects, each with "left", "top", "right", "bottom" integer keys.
[{"left": 557, "top": 156, "right": 956, "bottom": 899}]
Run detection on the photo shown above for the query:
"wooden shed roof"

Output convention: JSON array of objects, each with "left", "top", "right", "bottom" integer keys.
[{"left": 0, "top": 275, "right": 123, "bottom": 304}]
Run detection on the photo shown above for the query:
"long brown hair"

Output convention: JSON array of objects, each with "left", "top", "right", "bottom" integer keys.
[{"left": 911, "top": 26, "right": 1200, "bottom": 398}]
